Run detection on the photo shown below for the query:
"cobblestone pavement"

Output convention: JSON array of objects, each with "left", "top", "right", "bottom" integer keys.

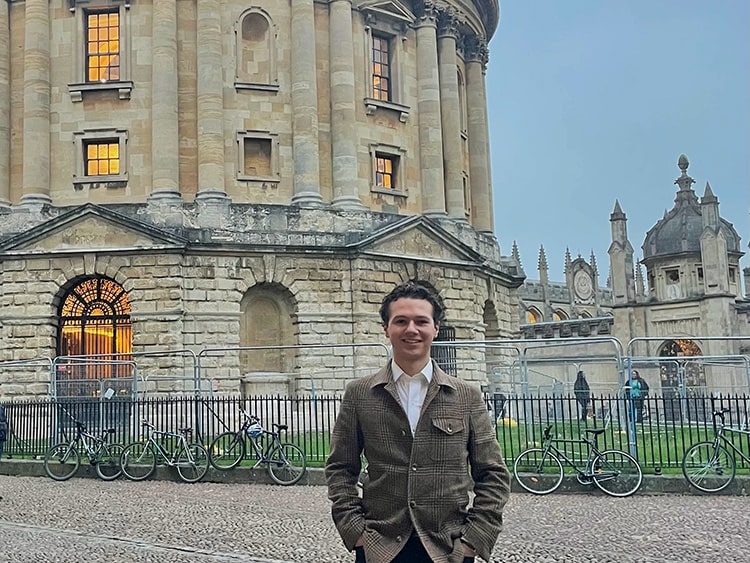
[{"left": 1, "top": 475, "right": 749, "bottom": 562}]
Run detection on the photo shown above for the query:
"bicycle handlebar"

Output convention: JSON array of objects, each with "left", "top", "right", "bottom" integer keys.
[{"left": 713, "top": 408, "right": 731, "bottom": 425}]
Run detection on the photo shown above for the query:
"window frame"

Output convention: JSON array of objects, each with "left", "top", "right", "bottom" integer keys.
[
  {"left": 68, "top": 0, "right": 133, "bottom": 102},
  {"left": 362, "top": 14, "right": 410, "bottom": 122},
  {"left": 369, "top": 143, "right": 407, "bottom": 197},
  {"left": 236, "top": 130, "right": 280, "bottom": 183},
  {"left": 73, "top": 128, "right": 129, "bottom": 187}
]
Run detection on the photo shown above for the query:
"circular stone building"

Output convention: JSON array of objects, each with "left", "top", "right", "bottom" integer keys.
[{"left": 0, "top": 0, "right": 523, "bottom": 397}]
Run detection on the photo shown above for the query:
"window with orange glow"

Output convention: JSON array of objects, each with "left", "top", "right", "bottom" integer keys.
[
  {"left": 85, "top": 140, "right": 120, "bottom": 176},
  {"left": 375, "top": 154, "right": 395, "bottom": 189},
  {"left": 371, "top": 35, "right": 391, "bottom": 102},
  {"left": 86, "top": 11, "right": 120, "bottom": 82},
  {"left": 58, "top": 277, "right": 133, "bottom": 385}
]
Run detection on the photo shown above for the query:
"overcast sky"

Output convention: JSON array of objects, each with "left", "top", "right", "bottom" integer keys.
[{"left": 486, "top": 0, "right": 749, "bottom": 284}]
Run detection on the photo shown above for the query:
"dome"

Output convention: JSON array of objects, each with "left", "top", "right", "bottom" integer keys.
[{"left": 642, "top": 156, "right": 742, "bottom": 261}]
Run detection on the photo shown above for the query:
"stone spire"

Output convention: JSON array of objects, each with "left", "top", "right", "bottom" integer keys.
[
  {"left": 608, "top": 199, "right": 635, "bottom": 304},
  {"left": 701, "top": 181, "right": 720, "bottom": 229},
  {"left": 635, "top": 258, "right": 645, "bottom": 299},
  {"left": 590, "top": 250, "right": 598, "bottom": 277},
  {"left": 511, "top": 241, "right": 523, "bottom": 270},
  {"left": 538, "top": 245, "right": 548, "bottom": 285},
  {"left": 675, "top": 154, "right": 696, "bottom": 192},
  {"left": 564, "top": 248, "right": 572, "bottom": 274}
]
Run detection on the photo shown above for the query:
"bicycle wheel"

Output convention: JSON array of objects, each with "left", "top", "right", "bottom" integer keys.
[
  {"left": 592, "top": 450, "right": 643, "bottom": 497},
  {"left": 95, "top": 443, "right": 124, "bottom": 481},
  {"left": 267, "top": 443, "right": 307, "bottom": 486},
  {"left": 176, "top": 443, "right": 209, "bottom": 483},
  {"left": 513, "top": 448, "right": 563, "bottom": 494},
  {"left": 209, "top": 432, "right": 245, "bottom": 470},
  {"left": 120, "top": 442, "right": 157, "bottom": 481},
  {"left": 44, "top": 443, "right": 81, "bottom": 481},
  {"left": 682, "top": 441, "right": 736, "bottom": 493}
]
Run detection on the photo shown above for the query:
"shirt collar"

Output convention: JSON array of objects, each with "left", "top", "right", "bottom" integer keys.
[{"left": 391, "top": 359, "right": 433, "bottom": 383}]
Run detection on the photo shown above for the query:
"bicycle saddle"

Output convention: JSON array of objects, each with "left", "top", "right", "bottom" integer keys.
[
  {"left": 273, "top": 423, "right": 288, "bottom": 431},
  {"left": 584, "top": 428, "right": 606, "bottom": 436},
  {"left": 178, "top": 427, "right": 193, "bottom": 435}
]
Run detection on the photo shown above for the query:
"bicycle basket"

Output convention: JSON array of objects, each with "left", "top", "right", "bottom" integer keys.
[{"left": 246, "top": 423, "right": 263, "bottom": 438}]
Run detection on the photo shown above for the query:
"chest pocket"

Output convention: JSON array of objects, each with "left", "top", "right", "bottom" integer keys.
[{"left": 429, "top": 417, "right": 466, "bottom": 461}]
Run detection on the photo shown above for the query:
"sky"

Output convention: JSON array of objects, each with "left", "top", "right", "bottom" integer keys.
[{"left": 486, "top": 1, "right": 750, "bottom": 284}]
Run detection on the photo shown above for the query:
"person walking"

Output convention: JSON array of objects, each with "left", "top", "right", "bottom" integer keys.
[
  {"left": 573, "top": 370, "right": 591, "bottom": 421},
  {"left": 0, "top": 401, "right": 8, "bottom": 461},
  {"left": 630, "top": 371, "right": 649, "bottom": 423},
  {"left": 326, "top": 280, "right": 511, "bottom": 563}
]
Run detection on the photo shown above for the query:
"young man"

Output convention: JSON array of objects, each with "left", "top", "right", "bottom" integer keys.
[{"left": 326, "top": 281, "right": 510, "bottom": 563}]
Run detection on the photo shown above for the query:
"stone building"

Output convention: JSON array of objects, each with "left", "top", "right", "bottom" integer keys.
[
  {"left": 518, "top": 155, "right": 749, "bottom": 396},
  {"left": 0, "top": 0, "right": 524, "bottom": 398}
]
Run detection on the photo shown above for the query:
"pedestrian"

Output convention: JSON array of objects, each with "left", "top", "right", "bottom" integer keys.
[
  {"left": 0, "top": 401, "right": 8, "bottom": 461},
  {"left": 630, "top": 371, "right": 649, "bottom": 423},
  {"left": 326, "top": 280, "right": 511, "bottom": 563},
  {"left": 573, "top": 370, "right": 590, "bottom": 421}
]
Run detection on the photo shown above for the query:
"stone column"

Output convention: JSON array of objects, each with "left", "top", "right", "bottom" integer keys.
[
  {"left": 466, "top": 37, "right": 493, "bottom": 233},
  {"left": 437, "top": 9, "right": 463, "bottom": 220},
  {"left": 149, "top": 0, "right": 182, "bottom": 204},
  {"left": 290, "top": 0, "right": 324, "bottom": 207},
  {"left": 329, "top": 0, "right": 364, "bottom": 210},
  {"left": 0, "top": 0, "right": 10, "bottom": 207},
  {"left": 20, "top": 0, "right": 51, "bottom": 208},
  {"left": 196, "top": 0, "right": 226, "bottom": 197},
  {"left": 415, "top": 2, "right": 445, "bottom": 216}
]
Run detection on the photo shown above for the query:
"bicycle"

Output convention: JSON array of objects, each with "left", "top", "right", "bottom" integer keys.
[
  {"left": 119, "top": 420, "right": 209, "bottom": 483},
  {"left": 514, "top": 425, "right": 643, "bottom": 497},
  {"left": 43, "top": 410, "right": 124, "bottom": 482},
  {"left": 208, "top": 408, "right": 307, "bottom": 486},
  {"left": 682, "top": 407, "right": 750, "bottom": 493}
]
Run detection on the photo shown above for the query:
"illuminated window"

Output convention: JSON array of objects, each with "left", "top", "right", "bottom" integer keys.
[
  {"left": 86, "top": 11, "right": 120, "bottom": 82},
  {"left": 372, "top": 34, "right": 391, "bottom": 102},
  {"left": 68, "top": 0, "right": 132, "bottom": 102},
  {"left": 73, "top": 128, "right": 128, "bottom": 186},
  {"left": 375, "top": 154, "right": 395, "bottom": 189},
  {"left": 85, "top": 140, "right": 119, "bottom": 176},
  {"left": 526, "top": 308, "right": 541, "bottom": 323},
  {"left": 370, "top": 143, "right": 406, "bottom": 195},
  {"left": 57, "top": 277, "right": 133, "bottom": 393}
]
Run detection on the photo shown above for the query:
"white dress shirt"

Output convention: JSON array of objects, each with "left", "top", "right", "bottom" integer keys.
[{"left": 392, "top": 359, "right": 433, "bottom": 435}]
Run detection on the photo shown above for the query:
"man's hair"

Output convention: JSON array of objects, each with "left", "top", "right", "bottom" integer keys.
[{"left": 379, "top": 280, "right": 445, "bottom": 326}]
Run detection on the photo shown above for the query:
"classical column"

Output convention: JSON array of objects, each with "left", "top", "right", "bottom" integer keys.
[
  {"left": 437, "top": 9, "right": 463, "bottom": 220},
  {"left": 196, "top": 0, "right": 226, "bottom": 197},
  {"left": 0, "top": 0, "right": 10, "bottom": 207},
  {"left": 415, "top": 2, "right": 445, "bottom": 216},
  {"left": 329, "top": 0, "right": 364, "bottom": 210},
  {"left": 20, "top": 0, "right": 51, "bottom": 208},
  {"left": 466, "top": 37, "right": 493, "bottom": 233},
  {"left": 290, "top": 0, "right": 323, "bottom": 207},
  {"left": 149, "top": 0, "right": 182, "bottom": 203}
]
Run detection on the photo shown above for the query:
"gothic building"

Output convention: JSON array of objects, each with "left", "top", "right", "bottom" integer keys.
[
  {"left": 519, "top": 155, "right": 749, "bottom": 395},
  {"left": 0, "top": 0, "right": 523, "bottom": 398}
]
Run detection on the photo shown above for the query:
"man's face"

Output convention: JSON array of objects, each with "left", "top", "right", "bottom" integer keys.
[{"left": 384, "top": 297, "right": 439, "bottom": 365}]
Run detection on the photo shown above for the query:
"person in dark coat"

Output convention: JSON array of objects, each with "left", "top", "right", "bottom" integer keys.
[{"left": 573, "top": 371, "right": 591, "bottom": 421}]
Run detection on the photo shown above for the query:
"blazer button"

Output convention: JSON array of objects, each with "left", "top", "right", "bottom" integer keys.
[
  {"left": 412, "top": 464, "right": 418, "bottom": 471},
  {"left": 401, "top": 429, "right": 407, "bottom": 436},
  {"left": 409, "top": 500, "right": 417, "bottom": 508},
  {"left": 396, "top": 535, "right": 402, "bottom": 543}
]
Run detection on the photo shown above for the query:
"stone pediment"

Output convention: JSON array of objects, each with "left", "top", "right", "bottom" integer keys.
[
  {"left": 356, "top": 0, "right": 415, "bottom": 24},
  {"left": 0, "top": 204, "right": 187, "bottom": 254},
  {"left": 355, "top": 216, "right": 483, "bottom": 265}
]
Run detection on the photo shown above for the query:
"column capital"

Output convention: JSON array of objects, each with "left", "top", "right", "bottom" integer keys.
[
  {"left": 464, "top": 34, "right": 489, "bottom": 67},
  {"left": 437, "top": 8, "right": 460, "bottom": 40},
  {"left": 414, "top": 0, "right": 439, "bottom": 27}
]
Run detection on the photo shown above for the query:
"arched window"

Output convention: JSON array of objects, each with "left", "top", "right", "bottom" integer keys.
[
  {"left": 526, "top": 308, "right": 542, "bottom": 323},
  {"left": 553, "top": 309, "right": 568, "bottom": 321},
  {"left": 57, "top": 277, "right": 133, "bottom": 389}
]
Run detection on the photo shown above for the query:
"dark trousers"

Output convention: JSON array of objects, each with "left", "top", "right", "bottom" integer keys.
[{"left": 354, "top": 535, "right": 475, "bottom": 563}]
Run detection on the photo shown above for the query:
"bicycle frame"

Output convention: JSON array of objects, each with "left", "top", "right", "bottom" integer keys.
[
  {"left": 712, "top": 415, "right": 750, "bottom": 466},
  {"left": 540, "top": 436, "right": 600, "bottom": 478},
  {"left": 142, "top": 424, "right": 193, "bottom": 466}
]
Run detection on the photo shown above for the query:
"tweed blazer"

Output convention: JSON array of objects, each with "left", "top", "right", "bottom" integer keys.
[{"left": 326, "top": 362, "right": 510, "bottom": 563}]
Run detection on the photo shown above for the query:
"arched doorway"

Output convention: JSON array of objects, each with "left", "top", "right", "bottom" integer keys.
[
  {"left": 57, "top": 276, "right": 133, "bottom": 396},
  {"left": 658, "top": 339, "right": 707, "bottom": 421}
]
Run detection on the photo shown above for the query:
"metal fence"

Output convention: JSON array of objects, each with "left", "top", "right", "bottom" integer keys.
[{"left": 2, "top": 393, "right": 749, "bottom": 473}]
